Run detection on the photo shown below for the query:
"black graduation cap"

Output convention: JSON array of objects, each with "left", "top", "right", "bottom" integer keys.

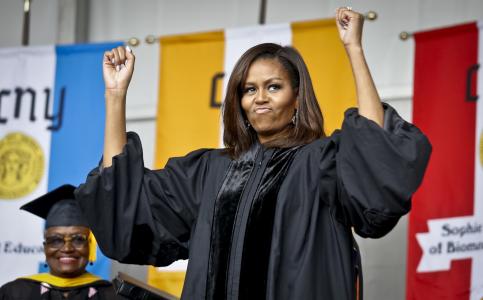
[{"left": 20, "top": 184, "right": 89, "bottom": 228}]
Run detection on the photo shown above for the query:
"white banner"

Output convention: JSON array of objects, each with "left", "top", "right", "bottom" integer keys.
[{"left": 0, "top": 46, "right": 56, "bottom": 284}]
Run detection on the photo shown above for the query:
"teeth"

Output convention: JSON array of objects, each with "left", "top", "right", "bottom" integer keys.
[{"left": 59, "top": 257, "right": 77, "bottom": 263}]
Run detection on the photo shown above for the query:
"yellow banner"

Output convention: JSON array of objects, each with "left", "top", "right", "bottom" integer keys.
[
  {"left": 147, "top": 270, "right": 185, "bottom": 297},
  {"left": 292, "top": 19, "right": 356, "bottom": 134},
  {"left": 155, "top": 31, "right": 224, "bottom": 169}
]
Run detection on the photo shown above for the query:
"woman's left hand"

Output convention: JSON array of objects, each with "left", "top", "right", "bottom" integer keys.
[{"left": 335, "top": 7, "right": 364, "bottom": 49}]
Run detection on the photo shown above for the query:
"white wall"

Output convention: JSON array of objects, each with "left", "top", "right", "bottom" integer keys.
[
  {"left": 0, "top": 0, "right": 60, "bottom": 47},
  {"left": 1, "top": 0, "right": 483, "bottom": 299}
]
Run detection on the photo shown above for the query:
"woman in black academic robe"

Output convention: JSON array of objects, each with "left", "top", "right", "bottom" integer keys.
[{"left": 76, "top": 8, "right": 431, "bottom": 300}]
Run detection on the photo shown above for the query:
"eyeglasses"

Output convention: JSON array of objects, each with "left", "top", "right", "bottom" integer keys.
[{"left": 44, "top": 234, "right": 89, "bottom": 250}]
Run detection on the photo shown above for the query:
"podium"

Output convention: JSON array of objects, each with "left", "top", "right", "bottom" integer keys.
[{"left": 113, "top": 272, "right": 179, "bottom": 300}]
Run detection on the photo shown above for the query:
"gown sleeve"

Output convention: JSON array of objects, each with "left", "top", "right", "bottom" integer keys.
[
  {"left": 0, "top": 282, "right": 8, "bottom": 300},
  {"left": 335, "top": 103, "right": 432, "bottom": 238},
  {"left": 75, "top": 132, "right": 212, "bottom": 266}
]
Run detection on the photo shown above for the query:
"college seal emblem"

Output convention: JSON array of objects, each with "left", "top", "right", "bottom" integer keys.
[{"left": 0, "top": 132, "right": 44, "bottom": 199}]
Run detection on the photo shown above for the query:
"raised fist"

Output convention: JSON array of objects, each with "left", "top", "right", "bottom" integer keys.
[{"left": 103, "top": 45, "right": 135, "bottom": 92}]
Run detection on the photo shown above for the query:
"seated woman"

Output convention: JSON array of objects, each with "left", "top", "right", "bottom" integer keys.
[{"left": 0, "top": 185, "right": 120, "bottom": 300}]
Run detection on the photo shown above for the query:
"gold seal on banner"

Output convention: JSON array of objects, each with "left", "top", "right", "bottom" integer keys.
[{"left": 0, "top": 132, "right": 44, "bottom": 199}]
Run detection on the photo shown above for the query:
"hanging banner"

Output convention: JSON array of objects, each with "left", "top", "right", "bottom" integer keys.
[
  {"left": 152, "top": 18, "right": 356, "bottom": 297},
  {"left": 0, "top": 46, "right": 55, "bottom": 286},
  {"left": 0, "top": 42, "right": 122, "bottom": 285},
  {"left": 407, "top": 22, "right": 483, "bottom": 300}
]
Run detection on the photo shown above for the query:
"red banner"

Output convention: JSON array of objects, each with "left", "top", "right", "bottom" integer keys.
[{"left": 407, "top": 22, "right": 479, "bottom": 299}]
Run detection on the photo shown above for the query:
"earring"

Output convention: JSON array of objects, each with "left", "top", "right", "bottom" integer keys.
[
  {"left": 291, "top": 109, "right": 298, "bottom": 125},
  {"left": 245, "top": 119, "right": 251, "bottom": 129}
]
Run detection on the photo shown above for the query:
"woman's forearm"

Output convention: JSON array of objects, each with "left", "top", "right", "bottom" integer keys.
[
  {"left": 103, "top": 90, "right": 127, "bottom": 167},
  {"left": 101, "top": 45, "right": 134, "bottom": 167},
  {"left": 335, "top": 7, "right": 384, "bottom": 127},
  {"left": 346, "top": 45, "right": 384, "bottom": 127}
]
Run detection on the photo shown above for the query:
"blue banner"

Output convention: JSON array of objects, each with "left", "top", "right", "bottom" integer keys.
[{"left": 44, "top": 42, "right": 124, "bottom": 279}]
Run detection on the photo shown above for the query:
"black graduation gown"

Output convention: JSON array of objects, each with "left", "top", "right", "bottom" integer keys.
[
  {"left": 75, "top": 104, "right": 431, "bottom": 300},
  {"left": 0, "top": 278, "right": 119, "bottom": 300}
]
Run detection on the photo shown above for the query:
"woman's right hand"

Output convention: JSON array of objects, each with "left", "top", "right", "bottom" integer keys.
[{"left": 103, "top": 46, "right": 135, "bottom": 93}]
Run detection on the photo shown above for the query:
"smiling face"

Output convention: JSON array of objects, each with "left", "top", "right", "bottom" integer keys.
[
  {"left": 241, "top": 58, "right": 298, "bottom": 144},
  {"left": 44, "top": 226, "right": 90, "bottom": 278}
]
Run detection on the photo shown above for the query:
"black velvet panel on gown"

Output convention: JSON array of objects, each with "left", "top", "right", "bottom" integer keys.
[
  {"left": 238, "top": 147, "right": 300, "bottom": 299},
  {"left": 204, "top": 144, "right": 300, "bottom": 300},
  {"left": 205, "top": 146, "right": 257, "bottom": 300}
]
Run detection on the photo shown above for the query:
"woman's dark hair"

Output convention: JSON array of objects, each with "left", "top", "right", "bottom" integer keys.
[{"left": 223, "top": 43, "right": 325, "bottom": 158}]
